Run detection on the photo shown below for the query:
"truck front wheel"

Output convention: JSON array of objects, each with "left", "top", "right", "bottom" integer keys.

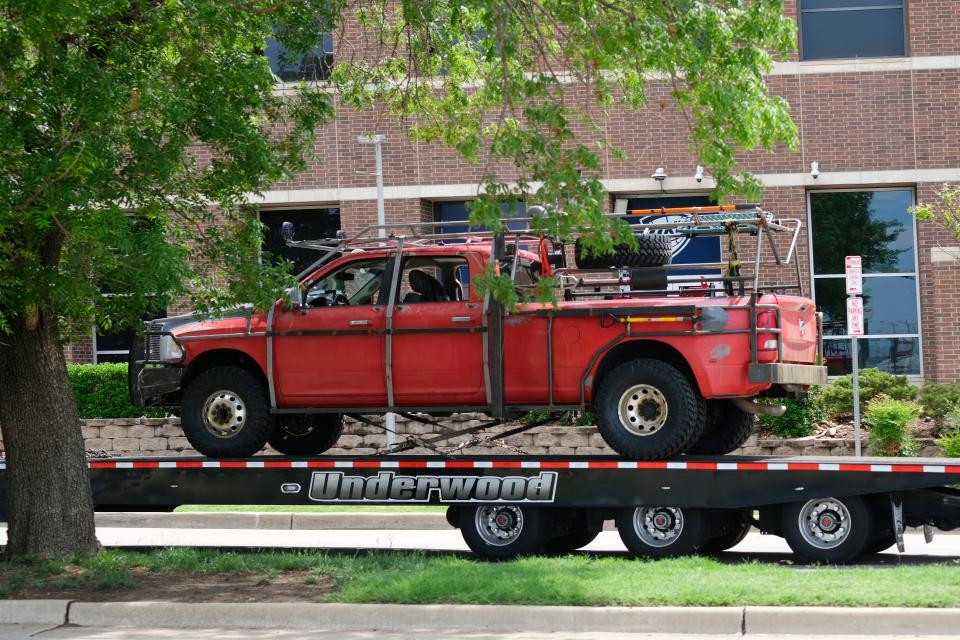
[
  {"left": 268, "top": 414, "right": 344, "bottom": 456},
  {"left": 616, "top": 506, "right": 708, "bottom": 558},
  {"left": 460, "top": 505, "right": 549, "bottom": 560},
  {"left": 181, "top": 366, "right": 273, "bottom": 458},
  {"left": 594, "top": 359, "right": 705, "bottom": 460}
]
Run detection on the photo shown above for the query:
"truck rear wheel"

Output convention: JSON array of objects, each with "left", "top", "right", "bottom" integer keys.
[
  {"left": 268, "top": 414, "right": 344, "bottom": 456},
  {"left": 574, "top": 235, "right": 672, "bottom": 269},
  {"left": 686, "top": 401, "right": 755, "bottom": 455},
  {"left": 460, "top": 505, "right": 549, "bottom": 560},
  {"left": 595, "top": 359, "right": 705, "bottom": 460},
  {"left": 616, "top": 506, "right": 708, "bottom": 558},
  {"left": 782, "top": 496, "right": 873, "bottom": 564},
  {"left": 181, "top": 366, "right": 273, "bottom": 458}
]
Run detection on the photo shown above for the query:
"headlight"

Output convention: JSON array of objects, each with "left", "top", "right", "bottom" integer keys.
[{"left": 158, "top": 334, "right": 185, "bottom": 363}]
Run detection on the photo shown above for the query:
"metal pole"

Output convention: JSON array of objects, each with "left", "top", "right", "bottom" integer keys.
[
  {"left": 359, "top": 134, "right": 395, "bottom": 448},
  {"left": 852, "top": 336, "right": 861, "bottom": 456}
]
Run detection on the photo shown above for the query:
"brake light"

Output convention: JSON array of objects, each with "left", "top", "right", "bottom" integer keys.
[{"left": 757, "top": 310, "right": 778, "bottom": 351}]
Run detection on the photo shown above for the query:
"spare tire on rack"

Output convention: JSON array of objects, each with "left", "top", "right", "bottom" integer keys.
[{"left": 574, "top": 234, "right": 672, "bottom": 269}]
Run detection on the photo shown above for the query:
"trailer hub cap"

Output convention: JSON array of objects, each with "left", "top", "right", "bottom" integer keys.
[
  {"left": 202, "top": 390, "right": 246, "bottom": 438},
  {"left": 634, "top": 507, "right": 684, "bottom": 547},
  {"left": 475, "top": 506, "right": 524, "bottom": 547},
  {"left": 618, "top": 385, "right": 668, "bottom": 436},
  {"left": 798, "top": 499, "right": 851, "bottom": 549}
]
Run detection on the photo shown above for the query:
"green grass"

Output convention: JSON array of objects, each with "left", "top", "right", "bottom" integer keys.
[
  {"left": 2, "top": 549, "right": 960, "bottom": 607},
  {"left": 174, "top": 505, "right": 447, "bottom": 513}
]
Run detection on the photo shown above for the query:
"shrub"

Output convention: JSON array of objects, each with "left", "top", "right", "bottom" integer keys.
[
  {"left": 919, "top": 382, "right": 960, "bottom": 431},
  {"left": 937, "top": 429, "right": 960, "bottom": 458},
  {"left": 821, "top": 368, "right": 918, "bottom": 420},
  {"left": 864, "top": 396, "right": 920, "bottom": 457},
  {"left": 758, "top": 389, "right": 827, "bottom": 439},
  {"left": 67, "top": 363, "right": 167, "bottom": 419}
]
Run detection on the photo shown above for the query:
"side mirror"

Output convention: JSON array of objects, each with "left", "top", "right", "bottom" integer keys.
[
  {"left": 285, "top": 286, "right": 303, "bottom": 310},
  {"left": 281, "top": 221, "right": 295, "bottom": 244}
]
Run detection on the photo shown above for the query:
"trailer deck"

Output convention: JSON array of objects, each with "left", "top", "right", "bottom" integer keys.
[{"left": 5, "top": 453, "right": 955, "bottom": 564}]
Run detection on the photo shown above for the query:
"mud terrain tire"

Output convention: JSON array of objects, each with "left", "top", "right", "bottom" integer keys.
[
  {"left": 687, "top": 400, "right": 756, "bottom": 455},
  {"left": 269, "top": 414, "right": 344, "bottom": 456},
  {"left": 181, "top": 366, "right": 273, "bottom": 458},
  {"left": 574, "top": 235, "right": 672, "bottom": 269}
]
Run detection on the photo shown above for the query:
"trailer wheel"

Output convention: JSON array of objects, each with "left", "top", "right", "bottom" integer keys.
[
  {"left": 687, "top": 401, "right": 755, "bottom": 455},
  {"left": 461, "top": 505, "right": 549, "bottom": 560},
  {"left": 574, "top": 236, "right": 672, "bottom": 269},
  {"left": 181, "top": 366, "right": 273, "bottom": 458},
  {"left": 701, "top": 521, "right": 752, "bottom": 555},
  {"left": 268, "top": 414, "right": 343, "bottom": 456},
  {"left": 616, "top": 506, "right": 708, "bottom": 558},
  {"left": 782, "top": 496, "right": 873, "bottom": 564},
  {"left": 544, "top": 510, "right": 603, "bottom": 555},
  {"left": 595, "top": 359, "right": 705, "bottom": 460},
  {"left": 864, "top": 529, "right": 897, "bottom": 555}
]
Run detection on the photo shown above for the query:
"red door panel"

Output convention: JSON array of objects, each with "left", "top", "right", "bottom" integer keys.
[
  {"left": 392, "top": 301, "right": 485, "bottom": 406},
  {"left": 272, "top": 304, "right": 386, "bottom": 407}
]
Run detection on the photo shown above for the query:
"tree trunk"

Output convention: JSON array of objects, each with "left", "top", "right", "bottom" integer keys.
[{"left": 0, "top": 309, "right": 100, "bottom": 558}]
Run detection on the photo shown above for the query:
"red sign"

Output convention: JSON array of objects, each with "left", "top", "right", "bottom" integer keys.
[
  {"left": 845, "top": 255, "right": 862, "bottom": 296},
  {"left": 847, "top": 296, "right": 864, "bottom": 336}
]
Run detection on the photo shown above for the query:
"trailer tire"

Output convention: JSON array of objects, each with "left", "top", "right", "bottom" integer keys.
[
  {"left": 687, "top": 401, "right": 755, "bottom": 455},
  {"left": 544, "top": 510, "right": 603, "bottom": 555},
  {"left": 701, "top": 521, "right": 752, "bottom": 555},
  {"left": 181, "top": 366, "right": 273, "bottom": 458},
  {"left": 461, "top": 505, "right": 549, "bottom": 560},
  {"left": 574, "top": 236, "right": 672, "bottom": 269},
  {"left": 595, "top": 359, "right": 705, "bottom": 460},
  {"left": 782, "top": 496, "right": 873, "bottom": 564},
  {"left": 864, "top": 530, "right": 897, "bottom": 555},
  {"left": 268, "top": 414, "right": 343, "bottom": 456},
  {"left": 617, "top": 506, "right": 708, "bottom": 558}
]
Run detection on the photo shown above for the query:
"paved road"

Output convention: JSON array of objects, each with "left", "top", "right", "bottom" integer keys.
[
  {"left": 1, "top": 526, "right": 956, "bottom": 563},
  {"left": 4, "top": 627, "right": 960, "bottom": 640}
]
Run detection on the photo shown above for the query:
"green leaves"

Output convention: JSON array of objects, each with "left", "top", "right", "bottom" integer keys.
[{"left": 0, "top": 1, "right": 337, "bottom": 335}]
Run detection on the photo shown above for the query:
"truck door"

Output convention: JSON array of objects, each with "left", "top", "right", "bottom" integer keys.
[
  {"left": 272, "top": 257, "right": 388, "bottom": 407},
  {"left": 391, "top": 254, "right": 486, "bottom": 406}
]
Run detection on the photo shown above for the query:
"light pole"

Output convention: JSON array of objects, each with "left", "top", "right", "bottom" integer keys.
[{"left": 357, "top": 134, "right": 396, "bottom": 448}]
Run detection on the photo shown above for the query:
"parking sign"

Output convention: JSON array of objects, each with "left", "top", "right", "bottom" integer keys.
[
  {"left": 845, "top": 255, "right": 862, "bottom": 295},
  {"left": 847, "top": 296, "right": 864, "bottom": 336}
]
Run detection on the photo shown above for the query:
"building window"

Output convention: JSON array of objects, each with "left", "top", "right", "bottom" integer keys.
[
  {"left": 94, "top": 305, "right": 167, "bottom": 364},
  {"left": 264, "top": 32, "right": 334, "bottom": 82},
  {"left": 260, "top": 207, "right": 341, "bottom": 275},
  {"left": 808, "top": 189, "right": 921, "bottom": 376},
  {"left": 799, "top": 0, "right": 906, "bottom": 61},
  {"left": 434, "top": 201, "right": 527, "bottom": 235}
]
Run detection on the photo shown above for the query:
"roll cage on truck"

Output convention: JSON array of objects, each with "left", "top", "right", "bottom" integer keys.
[{"left": 4, "top": 204, "right": 951, "bottom": 564}]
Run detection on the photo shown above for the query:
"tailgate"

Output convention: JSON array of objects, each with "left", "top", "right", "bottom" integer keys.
[{"left": 767, "top": 295, "right": 818, "bottom": 364}]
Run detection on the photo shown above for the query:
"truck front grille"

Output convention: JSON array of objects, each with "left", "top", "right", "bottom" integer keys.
[{"left": 146, "top": 320, "right": 164, "bottom": 361}]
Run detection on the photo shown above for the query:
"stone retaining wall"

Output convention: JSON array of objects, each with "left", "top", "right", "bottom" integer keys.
[{"left": 72, "top": 414, "right": 946, "bottom": 458}]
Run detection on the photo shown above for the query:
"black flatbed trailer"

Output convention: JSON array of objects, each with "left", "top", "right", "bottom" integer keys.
[{"left": 10, "top": 454, "right": 960, "bottom": 563}]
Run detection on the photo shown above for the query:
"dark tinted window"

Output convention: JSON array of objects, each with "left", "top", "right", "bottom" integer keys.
[
  {"left": 95, "top": 307, "right": 166, "bottom": 363},
  {"left": 799, "top": 1, "right": 905, "bottom": 60},
  {"left": 265, "top": 33, "right": 334, "bottom": 82},
  {"left": 261, "top": 208, "right": 341, "bottom": 274},
  {"left": 435, "top": 201, "right": 527, "bottom": 235},
  {"left": 810, "top": 190, "right": 915, "bottom": 275}
]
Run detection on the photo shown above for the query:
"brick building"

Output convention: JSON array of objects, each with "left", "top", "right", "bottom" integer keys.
[{"left": 79, "top": 0, "right": 960, "bottom": 384}]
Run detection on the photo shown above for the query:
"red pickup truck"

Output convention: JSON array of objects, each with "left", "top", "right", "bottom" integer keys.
[{"left": 130, "top": 206, "right": 826, "bottom": 460}]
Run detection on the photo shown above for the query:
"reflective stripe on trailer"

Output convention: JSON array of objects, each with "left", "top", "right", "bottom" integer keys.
[{"left": 78, "top": 460, "right": 960, "bottom": 473}]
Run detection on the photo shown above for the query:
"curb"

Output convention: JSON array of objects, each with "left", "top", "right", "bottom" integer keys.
[
  {"left": 2, "top": 601, "right": 958, "bottom": 634},
  {"left": 68, "top": 602, "right": 743, "bottom": 633}
]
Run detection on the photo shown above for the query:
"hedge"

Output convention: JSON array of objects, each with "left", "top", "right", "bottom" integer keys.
[{"left": 67, "top": 363, "right": 167, "bottom": 419}]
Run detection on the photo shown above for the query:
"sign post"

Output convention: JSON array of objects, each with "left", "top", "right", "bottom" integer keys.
[{"left": 845, "top": 256, "right": 864, "bottom": 456}]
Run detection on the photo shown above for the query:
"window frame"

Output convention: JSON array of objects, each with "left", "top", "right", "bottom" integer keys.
[
  {"left": 305, "top": 256, "right": 391, "bottom": 308},
  {"left": 797, "top": 0, "right": 909, "bottom": 61},
  {"left": 805, "top": 186, "right": 923, "bottom": 378}
]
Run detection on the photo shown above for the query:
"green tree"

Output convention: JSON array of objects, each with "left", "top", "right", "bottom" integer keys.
[
  {"left": 0, "top": 0, "right": 338, "bottom": 558},
  {"left": 1, "top": 0, "right": 798, "bottom": 558}
]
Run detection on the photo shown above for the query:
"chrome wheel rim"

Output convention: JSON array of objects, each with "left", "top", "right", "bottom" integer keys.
[
  {"left": 798, "top": 498, "right": 851, "bottom": 549},
  {"left": 618, "top": 384, "right": 668, "bottom": 436},
  {"left": 475, "top": 506, "right": 524, "bottom": 547},
  {"left": 202, "top": 390, "right": 246, "bottom": 438},
  {"left": 633, "top": 507, "right": 684, "bottom": 547}
]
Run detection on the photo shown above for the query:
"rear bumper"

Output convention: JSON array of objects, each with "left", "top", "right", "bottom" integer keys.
[{"left": 748, "top": 363, "right": 828, "bottom": 386}]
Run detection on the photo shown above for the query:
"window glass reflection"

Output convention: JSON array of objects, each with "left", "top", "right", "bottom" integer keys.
[
  {"left": 823, "top": 337, "right": 920, "bottom": 376},
  {"left": 815, "top": 276, "right": 918, "bottom": 336}
]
